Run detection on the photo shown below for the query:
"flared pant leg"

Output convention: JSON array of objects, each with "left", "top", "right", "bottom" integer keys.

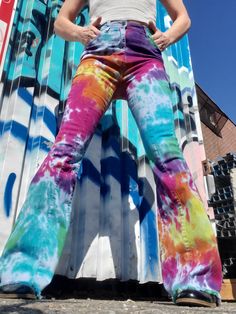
[
  {"left": 0, "top": 57, "right": 118, "bottom": 296},
  {"left": 125, "top": 57, "right": 222, "bottom": 300}
]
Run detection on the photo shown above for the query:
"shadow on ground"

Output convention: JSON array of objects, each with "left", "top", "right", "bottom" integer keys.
[
  {"left": 42, "top": 276, "right": 170, "bottom": 301},
  {"left": 0, "top": 301, "right": 43, "bottom": 313}
]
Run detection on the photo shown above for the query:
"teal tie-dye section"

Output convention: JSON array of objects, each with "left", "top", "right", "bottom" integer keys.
[
  {"left": 0, "top": 178, "right": 71, "bottom": 296},
  {"left": 127, "top": 70, "right": 183, "bottom": 163}
]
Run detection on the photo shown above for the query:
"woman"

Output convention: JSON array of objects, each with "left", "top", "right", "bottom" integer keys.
[{"left": 0, "top": 0, "right": 222, "bottom": 307}]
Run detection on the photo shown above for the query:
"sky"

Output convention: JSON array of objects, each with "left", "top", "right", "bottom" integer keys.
[{"left": 184, "top": 0, "right": 236, "bottom": 123}]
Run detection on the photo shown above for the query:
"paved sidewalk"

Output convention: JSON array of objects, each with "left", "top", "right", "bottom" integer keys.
[
  {"left": 1, "top": 278, "right": 235, "bottom": 313},
  {"left": 0, "top": 298, "right": 236, "bottom": 314}
]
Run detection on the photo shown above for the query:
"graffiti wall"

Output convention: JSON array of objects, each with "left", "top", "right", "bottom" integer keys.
[
  {"left": 0, "top": 0, "right": 207, "bottom": 283},
  {"left": 0, "top": 0, "right": 16, "bottom": 76}
]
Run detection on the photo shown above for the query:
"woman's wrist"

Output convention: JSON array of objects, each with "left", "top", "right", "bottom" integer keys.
[
  {"left": 54, "top": 17, "right": 82, "bottom": 42},
  {"left": 71, "top": 25, "right": 83, "bottom": 42},
  {"left": 163, "top": 30, "right": 175, "bottom": 46},
  {"left": 54, "top": 17, "right": 101, "bottom": 45},
  {"left": 164, "top": 16, "right": 191, "bottom": 45}
]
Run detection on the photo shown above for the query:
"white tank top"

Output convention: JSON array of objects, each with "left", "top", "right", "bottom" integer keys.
[{"left": 87, "top": 0, "right": 156, "bottom": 25}]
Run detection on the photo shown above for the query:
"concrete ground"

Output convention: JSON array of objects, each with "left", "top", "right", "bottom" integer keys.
[
  {"left": 1, "top": 277, "right": 235, "bottom": 314},
  {"left": 0, "top": 298, "right": 236, "bottom": 314}
]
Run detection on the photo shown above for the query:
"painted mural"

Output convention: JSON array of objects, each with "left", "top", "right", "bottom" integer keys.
[
  {"left": 0, "top": 0, "right": 16, "bottom": 76},
  {"left": 0, "top": 0, "right": 207, "bottom": 283}
]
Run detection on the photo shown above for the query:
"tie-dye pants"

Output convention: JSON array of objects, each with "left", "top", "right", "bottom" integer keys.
[{"left": 0, "top": 21, "right": 222, "bottom": 300}]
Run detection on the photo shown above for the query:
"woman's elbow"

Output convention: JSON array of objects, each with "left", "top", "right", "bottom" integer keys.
[
  {"left": 54, "top": 19, "right": 58, "bottom": 35},
  {"left": 186, "top": 16, "right": 191, "bottom": 31},
  {"left": 54, "top": 18, "right": 61, "bottom": 35}
]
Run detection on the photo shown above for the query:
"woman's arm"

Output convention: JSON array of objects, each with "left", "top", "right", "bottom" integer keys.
[
  {"left": 149, "top": 0, "right": 191, "bottom": 51},
  {"left": 54, "top": 0, "right": 101, "bottom": 45}
]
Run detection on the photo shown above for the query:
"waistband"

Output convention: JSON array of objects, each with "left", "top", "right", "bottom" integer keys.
[{"left": 99, "top": 20, "right": 148, "bottom": 31}]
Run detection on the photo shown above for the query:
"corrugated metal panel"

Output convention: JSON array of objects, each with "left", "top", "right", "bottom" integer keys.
[
  {"left": 231, "top": 169, "right": 236, "bottom": 208},
  {"left": 0, "top": 0, "right": 17, "bottom": 76},
  {"left": 0, "top": 0, "right": 206, "bottom": 283},
  {"left": 157, "top": 3, "right": 207, "bottom": 209}
]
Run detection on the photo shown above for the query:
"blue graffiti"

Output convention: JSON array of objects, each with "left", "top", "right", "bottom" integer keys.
[
  {"left": 4, "top": 173, "right": 17, "bottom": 217},
  {"left": 0, "top": 120, "right": 28, "bottom": 142}
]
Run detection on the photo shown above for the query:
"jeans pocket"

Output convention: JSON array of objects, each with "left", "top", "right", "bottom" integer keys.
[
  {"left": 86, "top": 24, "right": 111, "bottom": 49},
  {"left": 82, "top": 23, "right": 122, "bottom": 57},
  {"left": 145, "top": 27, "right": 161, "bottom": 52}
]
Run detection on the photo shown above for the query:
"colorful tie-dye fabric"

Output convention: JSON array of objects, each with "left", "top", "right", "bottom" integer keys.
[{"left": 0, "top": 21, "right": 222, "bottom": 300}]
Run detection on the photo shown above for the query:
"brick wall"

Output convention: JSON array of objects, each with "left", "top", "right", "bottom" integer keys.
[{"left": 201, "top": 119, "right": 236, "bottom": 161}]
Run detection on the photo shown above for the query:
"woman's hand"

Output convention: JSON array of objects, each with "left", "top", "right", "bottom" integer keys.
[
  {"left": 148, "top": 21, "right": 172, "bottom": 51},
  {"left": 153, "top": 0, "right": 191, "bottom": 48},
  {"left": 77, "top": 17, "right": 102, "bottom": 45},
  {"left": 54, "top": 0, "right": 102, "bottom": 44}
]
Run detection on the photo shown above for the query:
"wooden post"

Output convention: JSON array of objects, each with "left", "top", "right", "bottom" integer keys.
[{"left": 221, "top": 279, "right": 236, "bottom": 300}]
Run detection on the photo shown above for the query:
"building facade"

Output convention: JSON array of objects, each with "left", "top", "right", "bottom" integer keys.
[
  {"left": 197, "top": 84, "right": 236, "bottom": 282},
  {"left": 197, "top": 84, "right": 236, "bottom": 161}
]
